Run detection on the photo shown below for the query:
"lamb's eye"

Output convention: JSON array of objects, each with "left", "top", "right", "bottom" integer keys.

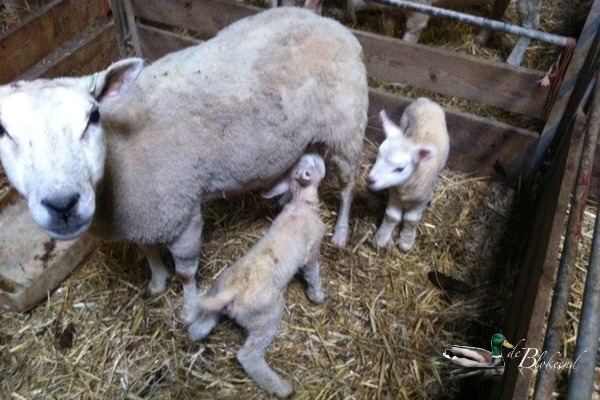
[
  {"left": 89, "top": 109, "right": 100, "bottom": 124},
  {"left": 394, "top": 167, "right": 405, "bottom": 173}
]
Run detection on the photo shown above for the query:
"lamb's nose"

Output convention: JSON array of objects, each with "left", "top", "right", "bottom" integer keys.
[
  {"left": 42, "top": 193, "right": 80, "bottom": 218},
  {"left": 367, "top": 177, "right": 376, "bottom": 187}
]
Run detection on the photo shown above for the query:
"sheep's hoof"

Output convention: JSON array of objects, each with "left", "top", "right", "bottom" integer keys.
[{"left": 307, "top": 288, "right": 326, "bottom": 304}]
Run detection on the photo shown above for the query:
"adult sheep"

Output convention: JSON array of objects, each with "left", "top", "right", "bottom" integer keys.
[{"left": 0, "top": 8, "right": 368, "bottom": 324}]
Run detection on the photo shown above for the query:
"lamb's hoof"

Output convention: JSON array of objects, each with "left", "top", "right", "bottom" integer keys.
[
  {"left": 369, "top": 236, "right": 389, "bottom": 251},
  {"left": 188, "top": 320, "right": 211, "bottom": 342},
  {"left": 397, "top": 239, "right": 415, "bottom": 253},
  {"left": 273, "top": 380, "right": 294, "bottom": 398},
  {"left": 331, "top": 228, "right": 348, "bottom": 247}
]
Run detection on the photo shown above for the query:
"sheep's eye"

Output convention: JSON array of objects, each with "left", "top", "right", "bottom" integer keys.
[
  {"left": 394, "top": 167, "right": 405, "bottom": 173},
  {"left": 0, "top": 123, "right": 9, "bottom": 140},
  {"left": 89, "top": 109, "right": 100, "bottom": 124}
]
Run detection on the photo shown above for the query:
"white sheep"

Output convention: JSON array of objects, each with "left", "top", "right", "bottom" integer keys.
[
  {"left": 0, "top": 8, "right": 367, "bottom": 324},
  {"left": 187, "top": 153, "right": 327, "bottom": 398},
  {"left": 367, "top": 97, "right": 450, "bottom": 252}
]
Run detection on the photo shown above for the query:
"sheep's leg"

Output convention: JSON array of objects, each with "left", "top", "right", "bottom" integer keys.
[
  {"left": 168, "top": 207, "right": 203, "bottom": 326},
  {"left": 403, "top": 12, "right": 429, "bottom": 43},
  {"left": 381, "top": 13, "right": 396, "bottom": 37},
  {"left": 506, "top": 0, "right": 542, "bottom": 66},
  {"left": 301, "top": 259, "right": 325, "bottom": 304},
  {"left": 188, "top": 310, "right": 220, "bottom": 342},
  {"left": 373, "top": 203, "right": 402, "bottom": 249},
  {"left": 237, "top": 305, "right": 292, "bottom": 398},
  {"left": 139, "top": 244, "right": 170, "bottom": 295},
  {"left": 330, "top": 152, "right": 361, "bottom": 247},
  {"left": 397, "top": 202, "right": 427, "bottom": 252}
]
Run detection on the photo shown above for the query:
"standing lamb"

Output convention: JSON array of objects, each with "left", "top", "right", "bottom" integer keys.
[
  {"left": 187, "top": 153, "right": 328, "bottom": 398},
  {"left": 367, "top": 97, "right": 450, "bottom": 252},
  {"left": 0, "top": 8, "right": 367, "bottom": 324}
]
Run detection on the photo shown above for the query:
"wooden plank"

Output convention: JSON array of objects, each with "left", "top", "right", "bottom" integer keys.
[
  {"left": 131, "top": 0, "right": 549, "bottom": 119},
  {"left": 19, "top": 22, "right": 120, "bottom": 81},
  {"left": 137, "top": 23, "right": 199, "bottom": 61},
  {"left": 491, "top": 106, "right": 584, "bottom": 400},
  {"left": 131, "top": 0, "right": 259, "bottom": 40},
  {"left": 356, "top": 30, "right": 549, "bottom": 119},
  {"left": 0, "top": 0, "right": 107, "bottom": 84},
  {"left": 0, "top": 191, "right": 100, "bottom": 312}
]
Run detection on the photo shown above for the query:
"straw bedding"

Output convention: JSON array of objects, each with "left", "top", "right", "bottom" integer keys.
[{"left": 0, "top": 0, "right": 596, "bottom": 398}]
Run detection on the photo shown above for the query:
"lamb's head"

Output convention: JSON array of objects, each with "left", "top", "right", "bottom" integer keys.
[
  {"left": 262, "top": 153, "right": 326, "bottom": 199},
  {"left": 0, "top": 58, "right": 143, "bottom": 240},
  {"left": 367, "top": 109, "right": 436, "bottom": 192}
]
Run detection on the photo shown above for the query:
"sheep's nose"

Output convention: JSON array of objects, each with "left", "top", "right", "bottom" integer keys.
[
  {"left": 366, "top": 177, "right": 376, "bottom": 187},
  {"left": 42, "top": 193, "right": 80, "bottom": 219}
]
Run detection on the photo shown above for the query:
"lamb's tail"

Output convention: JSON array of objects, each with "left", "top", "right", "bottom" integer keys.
[{"left": 199, "top": 289, "right": 236, "bottom": 312}]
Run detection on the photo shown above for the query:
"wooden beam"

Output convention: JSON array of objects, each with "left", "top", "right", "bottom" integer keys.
[
  {"left": 19, "top": 22, "right": 119, "bottom": 80},
  {"left": 0, "top": 0, "right": 107, "bottom": 84},
  {"left": 137, "top": 23, "right": 199, "bottom": 61},
  {"left": 356, "top": 30, "right": 549, "bottom": 119}
]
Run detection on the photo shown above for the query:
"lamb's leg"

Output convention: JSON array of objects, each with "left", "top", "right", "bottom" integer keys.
[
  {"left": 301, "top": 258, "right": 325, "bottom": 304},
  {"left": 168, "top": 207, "right": 203, "bottom": 326},
  {"left": 397, "top": 202, "right": 427, "bottom": 252},
  {"left": 237, "top": 305, "right": 293, "bottom": 398},
  {"left": 372, "top": 203, "right": 402, "bottom": 249},
  {"left": 139, "top": 244, "right": 170, "bottom": 295},
  {"left": 188, "top": 310, "right": 220, "bottom": 342}
]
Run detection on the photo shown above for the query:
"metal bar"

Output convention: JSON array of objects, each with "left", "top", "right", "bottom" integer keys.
[
  {"left": 523, "top": 5, "right": 600, "bottom": 187},
  {"left": 532, "top": 71, "right": 600, "bottom": 400},
  {"left": 364, "top": 0, "right": 570, "bottom": 47},
  {"left": 567, "top": 83, "right": 600, "bottom": 400}
]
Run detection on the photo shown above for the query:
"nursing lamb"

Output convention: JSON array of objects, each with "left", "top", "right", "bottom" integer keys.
[
  {"left": 367, "top": 98, "right": 449, "bottom": 252},
  {"left": 188, "top": 153, "right": 327, "bottom": 398},
  {"left": 0, "top": 8, "right": 367, "bottom": 324}
]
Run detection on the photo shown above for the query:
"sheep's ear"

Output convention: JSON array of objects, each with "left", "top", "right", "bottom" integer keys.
[
  {"left": 412, "top": 144, "right": 436, "bottom": 164},
  {"left": 262, "top": 178, "right": 291, "bottom": 199},
  {"left": 379, "top": 109, "right": 403, "bottom": 139},
  {"left": 89, "top": 58, "right": 144, "bottom": 102}
]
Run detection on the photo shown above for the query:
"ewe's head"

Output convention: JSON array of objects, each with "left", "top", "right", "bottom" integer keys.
[
  {"left": 0, "top": 58, "right": 143, "bottom": 240},
  {"left": 367, "top": 109, "right": 436, "bottom": 192}
]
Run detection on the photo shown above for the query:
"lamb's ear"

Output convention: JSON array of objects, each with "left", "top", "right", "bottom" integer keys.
[
  {"left": 89, "top": 58, "right": 144, "bottom": 102},
  {"left": 412, "top": 144, "right": 437, "bottom": 164},
  {"left": 262, "top": 178, "right": 291, "bottom": 199},
  {"left": 379, "top": 109, "right": 403, "bottom": 139}
]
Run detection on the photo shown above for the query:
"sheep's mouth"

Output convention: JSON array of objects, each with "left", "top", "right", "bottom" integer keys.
[{"left": 45, "top": 218, "right": 92, "bottom": 241}]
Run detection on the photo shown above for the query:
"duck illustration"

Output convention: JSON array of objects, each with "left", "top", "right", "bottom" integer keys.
[{"left": 443, "top": 333, "right": 514, "bottom": 368}]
